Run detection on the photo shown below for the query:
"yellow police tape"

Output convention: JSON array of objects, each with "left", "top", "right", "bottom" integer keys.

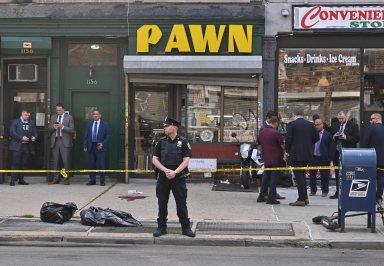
[{"left": 1, "top": 166, "right": 383, "bottom": 179}]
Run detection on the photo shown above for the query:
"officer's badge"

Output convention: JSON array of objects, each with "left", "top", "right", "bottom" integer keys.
[{"left": 177, "top": 141, "right": 182, "bottom": 147}]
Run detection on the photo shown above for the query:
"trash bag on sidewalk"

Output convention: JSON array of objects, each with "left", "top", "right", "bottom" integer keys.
[
  {"left": 80, "top": 207, "right": 142, "bottom": 227},
  {"left": 40, "top": 202, "right": 78, "bottom": 224}
]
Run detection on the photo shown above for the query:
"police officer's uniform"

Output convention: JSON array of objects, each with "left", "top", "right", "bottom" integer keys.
[{"left": 152, "top": 117, "right": 193, "bottom": 236}]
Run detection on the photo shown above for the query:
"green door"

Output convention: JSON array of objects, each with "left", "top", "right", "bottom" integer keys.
[{"left": 71, "top": 91, "right": 111, "bottom": 172}]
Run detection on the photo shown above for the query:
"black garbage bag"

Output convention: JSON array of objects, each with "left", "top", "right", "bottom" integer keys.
[
  {"left": 80, "top": 206, "right": 142, "bottom": 227},
  {"left": 40, "top": 202, "right": 78, "bottom": 224}
]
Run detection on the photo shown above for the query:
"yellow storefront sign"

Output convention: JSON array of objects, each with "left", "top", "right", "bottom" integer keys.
[{"left": 137, "top": 24, "right": 253, "bottom": 54}]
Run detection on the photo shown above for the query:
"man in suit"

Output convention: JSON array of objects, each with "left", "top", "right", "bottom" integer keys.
[
  {"left": 260, "top": 110, "right": 276, "bottom": 130},
  {"left": 309, "top": 118, "right": 331, "bottom": 197},
  {"left": 329, "top": 111, "right": 360, "bottom": 199},
  {"left": 48, "top": 103, "right": 74, "bottom": 185},
  {"left": 9, "top": 109, "right": 38, "bottom": 186},
  {"left": 285, "top": 108, "right": 319, "bottom": 206},
  {"left": 83, "top": 109, "right": 110, "bottom": 186},
  {"left": 361, "top": 113, "right": 384, "bottom": 204}
]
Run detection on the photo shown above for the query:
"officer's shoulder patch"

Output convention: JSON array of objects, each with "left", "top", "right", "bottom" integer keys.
[{"left": 187, "top": 142, "right": 191, "bottom": 150}]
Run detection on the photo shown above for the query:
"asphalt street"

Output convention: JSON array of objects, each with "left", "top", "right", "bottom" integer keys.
[{"left": 0, "top": 246, "right": 383, "bottom": 266}]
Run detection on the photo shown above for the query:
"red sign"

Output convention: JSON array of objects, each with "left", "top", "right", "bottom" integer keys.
[
  {"left": 294, "top": 5, "right": 384, "bottom": 30},
  {"left": 191, "top": 145, "right": 238, "bottom": 160}
]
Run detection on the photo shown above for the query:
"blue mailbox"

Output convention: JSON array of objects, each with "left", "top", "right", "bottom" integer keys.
[{"left": 339, "top": 148, "right": 377, "bottom": 232}]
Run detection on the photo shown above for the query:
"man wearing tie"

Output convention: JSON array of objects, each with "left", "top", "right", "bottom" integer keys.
[
  {"left": 309, "top": 118, "right": 331, "bottom": 197},
  {"left": 83, "top": 109, "right": 110, "bottom": 186},
  {"left": 9, "top": 109, "right": 38, "bottom": 186},
  {"left": 329, "top": 111, "right": 360, "bottom": 199},
  {"left": 48, "top": 103, "right": 74, "bottom": 185}
]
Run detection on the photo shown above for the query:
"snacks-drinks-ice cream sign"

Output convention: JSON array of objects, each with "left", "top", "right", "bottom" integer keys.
[{"left": 294, "top": 6, "right": 384, "bottom": 29}]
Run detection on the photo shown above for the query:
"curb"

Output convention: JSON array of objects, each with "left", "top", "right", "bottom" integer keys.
[{"left": 2, "top": 235, "right": 384, "bottom": 250}]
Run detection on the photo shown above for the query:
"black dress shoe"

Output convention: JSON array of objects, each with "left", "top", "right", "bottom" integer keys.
[
  {"left": 257, "top": 195, "right": 266, "bottom": 203},
  {"left": 18, "top": 180, "right": 29, "bottom": 185},
  {"left": 63, "top": 179, "right": 70, "bottom": 185},
  {"left": 10, "top": 180, "right": 15, "bottom": 186},
  {"left": 329, "top": 193, "right": 338, "bottom": 199},
  {"left": 52, "top": 179, "right": 60, "bottom": 184},
  {"left": 266, "top": 199, "right": 280, "bottom": 205},
  {"left": 182, "top": 227, "right": 195, "bottom": 238},
  {"left": 86, "top": 181, "right": 96, "bottom": 186},
  {"left": 276, "top": 193, "right": 286, "bottom": 200},
  {"left": 153, "top": 227, "right": 167, "bottom": 237},
  {"left": 100, "top": 182, "right": 105, "bottom": 186}
]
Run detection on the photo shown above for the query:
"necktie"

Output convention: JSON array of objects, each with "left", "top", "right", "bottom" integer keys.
[
  {"left": 57, "top": 115, "right": 62, "bottom": 137},
  {"left": 314, "top": 131, "right": 322, "bottom": 156},
  {"left": 92, "top": 121, "right": 98, "bottom": 142},
  {"left": 337, "top": 123, "right": 344, "bottom": 152}
]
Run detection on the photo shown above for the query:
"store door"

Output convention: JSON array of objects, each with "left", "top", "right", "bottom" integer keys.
[
  {"left": 2, "top": 58, "right": 48, "bottom": 174},
  {"left": 362, "top": 74, "right": 384, "bottom": 134},
  {"left": 71, "top": 91, "right": 110, "bottom": 172},
  {"left": 131, "top": 84, "right": 174, "bottom": 176}
]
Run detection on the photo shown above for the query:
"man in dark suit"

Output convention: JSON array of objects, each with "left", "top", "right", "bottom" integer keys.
[
  {"left": 309, "top": 118, "right": 331, "bottom": 197},
  {"left": 329, "top": 111, "right": 360, "bottom": 199},
  {"left": 361, "top": 113, "right": 384, "bottom": 204},
  {"left": 9, "top": 109, "right": 38, "bottom": 186},
  {"left": 48, "top": 103, "right": 74, "bottom": 185},
  {"left": 83, "top": 109, "right": 110, "bottom": 186},
  {"left": 285, "top": 108, "right": 319, "bottom": 206},
  {"left": 260, "top": 110, "right": 276, "bottom": 130}
]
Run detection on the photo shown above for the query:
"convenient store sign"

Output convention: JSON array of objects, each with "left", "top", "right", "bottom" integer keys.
[
  {"left": 137, "top": 24, "right": 253, "bottom": 53},
  {"left": 294, "top": 6, "right": 384, "bottom": 29}
]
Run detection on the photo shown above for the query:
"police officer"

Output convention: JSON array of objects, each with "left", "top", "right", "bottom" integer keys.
[{"left": 152, "top": 117, "right": 195, "bottom": 237}]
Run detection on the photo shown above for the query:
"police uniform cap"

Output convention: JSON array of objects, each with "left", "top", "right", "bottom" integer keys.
[{"left": 163, "top": 117, "right": 181, "bottom": 127}]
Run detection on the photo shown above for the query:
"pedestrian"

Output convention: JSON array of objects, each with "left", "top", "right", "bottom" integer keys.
[
  {"left": 285, "top": 108, "right": 319, "bottom": 206},
  {"left": 48, "top": 103, "right": 74, "bottom": 185},
  {"left": 260, "top": 110, "right": 276, "bottom": 130},
  {"left": 329, "top": 111, "right": 359, "bottom": 199},
  {"left": 361, "top": 113, "right": 384, "bottom": 204},
  {"left": 83, "top": 109, "right": 110, "bottom": 186},
  {"left": 152, "top": 117, "right": 195, "bottom": 238},
  {"left": 309, "top": 118, "right": 331, "bottom": 197},
  {"left": 9, "top": 109, "right": 38, "bottom": 186},
  {"left": 257, "top": 117, "right": 285, "bottom": 205}
]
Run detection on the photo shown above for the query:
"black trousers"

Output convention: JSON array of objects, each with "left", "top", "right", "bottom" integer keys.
[
  {"left": 291, "top": 161, "right": 309, "bottom": 201},
  {"left": 156, "top": 174, "right": 190, "bottom": 229},
  {"left": 11, "top": 144, "right": 30, "bottom": 182},
  {"left": 333, "top": 151, "right": 341, "bottom": 195}
]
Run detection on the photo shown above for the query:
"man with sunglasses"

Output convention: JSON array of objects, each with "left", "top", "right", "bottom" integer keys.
[
  {"left": 361, "top": 113, "right": 384, "bottom": 204},
  {"left": 152, "top": 117, "right": 194, "bottom": 238}
]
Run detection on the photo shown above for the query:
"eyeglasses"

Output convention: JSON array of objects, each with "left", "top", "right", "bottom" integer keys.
[{"left": 370, "top": 117, "right": 376, "bottom": 121}]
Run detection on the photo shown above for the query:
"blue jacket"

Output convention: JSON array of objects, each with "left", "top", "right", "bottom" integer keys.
[
  {"left": 361, "top": 123, "right": 384, "bottom": 167},
  {"left": 9, "top": 118, "right": 38, "bottom": 151},
  {"left": 316, "top": 130, "right": 332, "bottom": 164},
  {"left": 83, "top": 119, "right": 111, "bottom": 152}
]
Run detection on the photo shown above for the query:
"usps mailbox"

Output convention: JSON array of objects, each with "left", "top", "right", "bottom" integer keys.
[{"left": 339, "top": 148, "right": 377, "bottom": 232}]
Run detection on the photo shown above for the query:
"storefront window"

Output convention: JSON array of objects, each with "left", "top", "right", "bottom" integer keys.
[
  {"left": 186, "top": 85, "right": 221, "bottom": 143},
  {"left": 223, "top": 87, "right": 257, "bottom": 142},
  {"left": 68, "top": 44, "right": 118, "bottom": 66},
  {"left": 185, "top": 85, "right": 258, "bottom": 143},
  {"left": 278, "top": 48, "right": 360, "bottom": 125}
]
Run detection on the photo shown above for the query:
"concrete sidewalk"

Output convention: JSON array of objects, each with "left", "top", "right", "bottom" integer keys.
[{"left": 0, "top": 176, "right": 383, "bottom": 249}]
